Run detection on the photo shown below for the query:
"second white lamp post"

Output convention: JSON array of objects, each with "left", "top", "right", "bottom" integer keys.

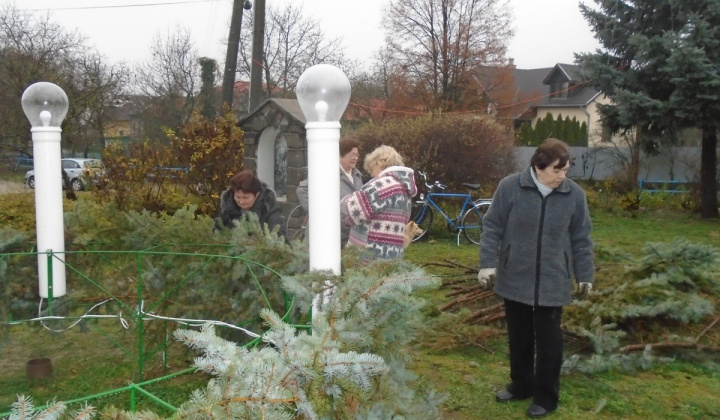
[
  {"left": 296, "top": 64, "right": 351, "bottom": 309},
  {"left": 21, "top": 82, "right": 69, "bottom": 299}
]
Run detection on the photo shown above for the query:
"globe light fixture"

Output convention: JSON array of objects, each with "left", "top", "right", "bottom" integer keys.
[
  {"left": 21, "top": 82, "right": 69, "bottom": 299},
  {"left": 296, "top": 64, "right": 351, "bottom": 124},
  {"left": 21, "top": 82, "right": 69, "bottom": 128},
  {"left": 296, "top": 64, "right": 351, "bottom": 312}
]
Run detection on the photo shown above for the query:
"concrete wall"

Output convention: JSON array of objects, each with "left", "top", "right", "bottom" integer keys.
[{"left": 513, "top": 146, "right": 703, "bottom": 182}]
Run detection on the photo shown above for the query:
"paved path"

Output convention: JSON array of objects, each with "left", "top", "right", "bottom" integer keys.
[{"left": 0, "top": 180, "right": 27, "bottom": 194}]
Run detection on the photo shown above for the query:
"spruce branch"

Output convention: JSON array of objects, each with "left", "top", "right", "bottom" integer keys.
[
  {"left": 619, "top": 341, "right": 720, "bottom": 353},
  {"left": 696, "top": 316, "right": 720, "bottom": 341}
]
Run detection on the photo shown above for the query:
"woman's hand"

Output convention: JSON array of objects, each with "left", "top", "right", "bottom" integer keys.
[
  {"left": 477, "top": 268, "right": 496, "bottom": 290},
  {"left": 576, "top": 282, "right": 593, "bottom": 299}
]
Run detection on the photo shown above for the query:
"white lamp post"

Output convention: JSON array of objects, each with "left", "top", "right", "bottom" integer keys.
[
  {"left": 296, "top": 64, "right": 351, "bottom": 310},
  {"left": 21, "top": 82, "right": 69, "bottom": 299}
]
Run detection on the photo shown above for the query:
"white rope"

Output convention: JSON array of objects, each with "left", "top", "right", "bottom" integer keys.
[
  {"left": 137, "top": 300, "right": 262, "bottom": 339},
  {"left": 19, "top": 298, "right": 262, "bottom": 340}
]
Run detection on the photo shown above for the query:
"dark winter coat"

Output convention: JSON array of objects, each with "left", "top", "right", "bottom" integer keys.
[
  {"left": 479, "top": 166, "right": 594, "bottom": 307},
  {"left": 216, "top": 183, "right": 286, "bottom": 239}
]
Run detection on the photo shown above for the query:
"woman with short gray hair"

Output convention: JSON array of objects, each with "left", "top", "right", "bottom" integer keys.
[
  {"left": 478, "top": 138, "right": 594, "bottom": 418},
  {"left": 341, "top": 145, "right": 417, "bottom": 260}
]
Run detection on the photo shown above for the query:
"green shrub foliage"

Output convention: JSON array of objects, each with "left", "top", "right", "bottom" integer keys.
[
  {"left": 0, "top": 193, "right": 38, "bottom": 233},
  {"left": 351, "top": 114, "right": 516, "bottom": 190},
  {"left": 94, "top": 111, "right": 243, "bottom": 216},
  {"left": 165, "top": 110, "right": 244, "bottom": 215}
]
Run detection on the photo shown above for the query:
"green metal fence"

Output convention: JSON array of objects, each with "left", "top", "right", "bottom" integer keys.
[{"left": 0, "top": 246, "right": 304, "bottom": 416}]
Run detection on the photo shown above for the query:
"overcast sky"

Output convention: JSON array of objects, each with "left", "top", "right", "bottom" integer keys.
[{"left": 8, "top": 0, "right": 601, "bottom": 70}]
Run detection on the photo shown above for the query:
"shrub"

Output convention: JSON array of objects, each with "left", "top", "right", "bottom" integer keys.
[
  {"left": 165, "top": 110, "right": 244, "bottom": 216},
  {"left": 92, "top": 140, "right": 175, "bottom": 213},
  {"left": 93, "top": 111, "right": 244, "bottom": 216},
  {"left": 350, "top": 114, "right": 516, "bottom": 191},
  {"left": 0, "top": 193, "right": 36, "bottom": 233}
]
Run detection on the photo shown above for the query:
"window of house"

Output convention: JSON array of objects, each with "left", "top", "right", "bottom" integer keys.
[{"left": 550, "top": 81, "right": 569, "bottom": 99}]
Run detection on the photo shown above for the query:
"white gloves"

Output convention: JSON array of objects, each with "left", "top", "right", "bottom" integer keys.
[
  {"left": 576, "top": 282, "right": 593, "bottom": 299},
  {"left": 477, "top": 268, "right": 496, "bottom": 290}
]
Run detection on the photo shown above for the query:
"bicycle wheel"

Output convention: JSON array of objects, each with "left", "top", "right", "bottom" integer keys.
[
  {"left": 461, "top": 201, "right": 491, "bottom": 245},
  {"left": 410, "top": 202, "right": 433, "bottom": 241},
  {"left": 286, "top": 204, "right": 308, "bottom": 242}
]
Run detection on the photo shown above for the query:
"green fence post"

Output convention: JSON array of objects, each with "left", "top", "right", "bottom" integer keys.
[
  {"left": 130, "top": 384, "right": 137, "bottom": 412},
  {"left": 137, "top": 252, "right": 144, "bottom": 382}
]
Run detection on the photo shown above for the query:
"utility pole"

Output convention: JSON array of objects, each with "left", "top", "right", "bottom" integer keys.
[
  {"left": 248, "top": 0, "right": 265, "bottom": 112},
  {"left": 221, "top": 0, "right": 252, "bottom": 111}
]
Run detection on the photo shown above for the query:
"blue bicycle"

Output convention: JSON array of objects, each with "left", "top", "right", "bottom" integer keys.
[{"left": 411, "top": 171, "right": 492, "bottom": 245}]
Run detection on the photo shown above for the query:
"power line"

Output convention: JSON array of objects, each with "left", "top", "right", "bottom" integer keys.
[{"left": 29, "top": 0, "right": 222, "bottom": 12}]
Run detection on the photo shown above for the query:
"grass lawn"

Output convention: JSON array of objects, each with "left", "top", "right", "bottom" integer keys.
[{"left": 404, "top": 208, "right": 720, "bottom": 419}]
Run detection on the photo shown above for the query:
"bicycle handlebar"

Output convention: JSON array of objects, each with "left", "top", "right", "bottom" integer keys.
[{"left": 417, "top": 170, "right": 446, "bottom": 191}]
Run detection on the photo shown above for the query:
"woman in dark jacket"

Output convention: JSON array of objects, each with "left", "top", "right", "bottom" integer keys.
[
  {"left": 216, "top": 170, "right": 286, "bottom": 239},
  {"left": 478, "top": 138, "right": 594, "bottom": 418}
]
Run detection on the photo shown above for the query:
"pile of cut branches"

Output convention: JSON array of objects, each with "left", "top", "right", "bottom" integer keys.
[
  {"left": 425, "top": 240, "right": 720, "bottom": 373},
  {"left": 423, "top": 259, "right": 505, "bottom": 325}
]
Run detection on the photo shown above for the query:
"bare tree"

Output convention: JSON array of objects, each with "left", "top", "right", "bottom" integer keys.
[
  {"left": 61, "top": 54, "right": 128, "bottom": 157},
  {"left": 234, "top": 3, "right": 352, "bottom": 112},
  {"left": 0, "top": 5, "right": 126, "bottom": 159},
  {"left": 133, "top": 26, "right": 200, "bottom": 141},
  {"left": 382, "top": 0, "right": 513, "bottom": 111}
]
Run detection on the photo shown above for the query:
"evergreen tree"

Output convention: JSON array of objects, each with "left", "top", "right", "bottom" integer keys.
[
  {"left": 518, "top": 121, "right": 533, "bottom": 145},
  {"left": 519, "top": 113, "right": 587, "bottom": 146},
  {"left": 7, "top": 201, "right": 446, "bottom": 419},
  {"left": 198, "top": 57, "right": 218, "bottom": 120},
  {"left": 541, "top": 112, "right": 555, "bottom": 140},
  {"left": 555, "top": 113, "right": 566, "bottom": 143},
  {"left": 564, "top": 116, "right": 574, "bottom": 145},
  {"left": 577, "top": 0, "right": 720, "bottom": 218}
]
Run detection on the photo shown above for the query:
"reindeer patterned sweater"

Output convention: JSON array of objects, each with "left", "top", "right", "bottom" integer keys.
[{"left": 341, "top": 166, "right": 417, "bottom": 260}]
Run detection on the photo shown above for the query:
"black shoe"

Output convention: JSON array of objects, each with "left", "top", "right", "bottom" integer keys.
[
  {"left": 526, "top": 403, "right": 554, "bottom": 418},
  {"left": 496, "top": 389, "right": 530, "bottom": 403}
]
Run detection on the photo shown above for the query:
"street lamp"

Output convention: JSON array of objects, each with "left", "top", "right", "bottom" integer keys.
[
  {"left": 296, "top": 64, "right": 351, "bottom": 310},
  {"left": 21, "top": 82, "right": 69, "bottom": 299}
]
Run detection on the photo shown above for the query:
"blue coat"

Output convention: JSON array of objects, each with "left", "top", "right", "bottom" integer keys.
[{"left": 479, "top": 166, "right": 594, "bottom": 307}]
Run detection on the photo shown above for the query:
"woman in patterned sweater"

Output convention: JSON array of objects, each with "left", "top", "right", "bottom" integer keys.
[{"left": 341, "top": 145, "right": 417, "bottom": 260}]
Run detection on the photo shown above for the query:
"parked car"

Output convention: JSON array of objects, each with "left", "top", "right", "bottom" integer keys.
[{"left": 24, "top": 158, "right": 104, "bottom": 191}]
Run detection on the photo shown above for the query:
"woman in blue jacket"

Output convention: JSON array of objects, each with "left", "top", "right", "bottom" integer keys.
[{"left": 478, "top": 138, "right": 594, "bottom": 418}]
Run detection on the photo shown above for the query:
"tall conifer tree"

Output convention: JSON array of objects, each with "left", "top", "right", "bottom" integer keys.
[{"left": 577, "top": 0, "right": 720, "bottom": 217}]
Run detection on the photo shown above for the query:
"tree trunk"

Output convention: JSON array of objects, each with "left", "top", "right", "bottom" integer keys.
[
  {"left": 700, "top": 125, "right": 718, "bottom": 218},
  {"left": 630, "top": 125, "right": 642, "bottom": 189}
]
